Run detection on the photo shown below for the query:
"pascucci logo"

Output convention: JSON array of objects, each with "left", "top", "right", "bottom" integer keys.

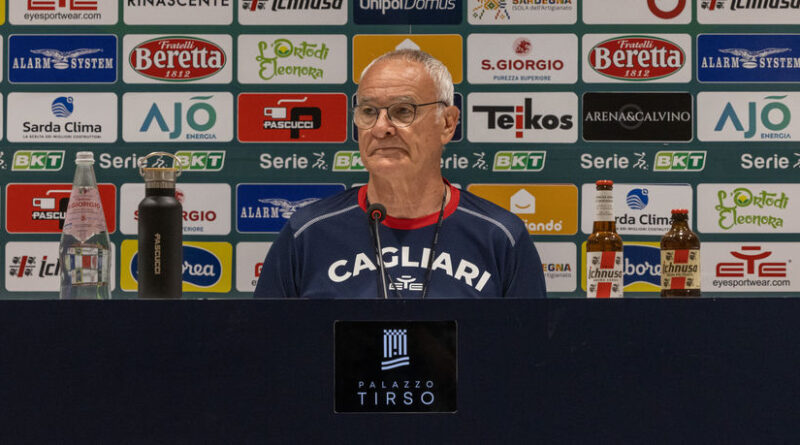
[
  {"left": 130, "top": 36, "right": 226, "bottom": 82},
  {"left": 12, "top": 151, "right": 66, "bottom": 171},
  {"left": 588, "top": 36, "right": 685, "bottom": 81},
  {"left": 714, "top": 95, "right": 791, "bottom": 140}
]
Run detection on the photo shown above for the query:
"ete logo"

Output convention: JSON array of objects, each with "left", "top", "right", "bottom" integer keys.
[
  {"left": 27, "top": 0, "right": 96, "bottom": 10},
  {"left": 716, "top": 245, "right": 786, "bottom": 278},
  {"left": 654, "top": 151, "right": 706, "bottom": 171},
  {"left": 466, "top": 184, "right": 578, "bottom": 235},
  {"left": 238, "top": 93, "right": 347, "bottom": 143},
  {"left": 353, "top": 35, "right": 462, "bottom": 84},
  {"left": 12, "top": 150, "right": 65, "bottom": 171},
  {"left": 175, "top": 151, "right": 225, "bottom": 172},
  {"left": 333, "top": 151, "right": 366, "bottom": 172},
  {"left": 493, "top": 151, "right": 546, "bottom": 172}
]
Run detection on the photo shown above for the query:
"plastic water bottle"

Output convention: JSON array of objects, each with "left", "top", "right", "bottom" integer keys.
[{"left": 59, "top": 151, "right": 111, "bottom": 300}]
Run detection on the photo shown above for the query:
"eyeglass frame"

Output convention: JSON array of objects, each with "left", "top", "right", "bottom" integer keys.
[{"left": 353, "top": 100, "right": 447, "bottom": 129}]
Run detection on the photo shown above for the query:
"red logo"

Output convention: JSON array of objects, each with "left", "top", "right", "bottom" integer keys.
[
  {"left": 513, "top": 38, "right": 532, "bottom": 56},
  {"left": 647, "top": 0, "right": 686, "bottom": 19},
  {"left": 130, "top": 37, "right": 226, "bottom": 82},
  {"left": 588, "top": 36, "right": 685, "bottom": 81},
  {"left": 238, "top": 93, "right": 347, "bottom": 143},
  {"left": 716, "top": 246, "right": 787, "bottom": 278},
  {"left": 5, "top": 183, "right": 117, "bottom": 233},
  {"left": 28, "top": 0, "right": 97, "bottom": 10}
]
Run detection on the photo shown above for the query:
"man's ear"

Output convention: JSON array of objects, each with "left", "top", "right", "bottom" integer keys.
[{"left": 440, "top": 105, "right": 460, "bottom": 145}]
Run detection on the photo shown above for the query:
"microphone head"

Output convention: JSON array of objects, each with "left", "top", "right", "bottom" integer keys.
[{"left": 367, "top": 203, "right": 387, "bottom": 222}]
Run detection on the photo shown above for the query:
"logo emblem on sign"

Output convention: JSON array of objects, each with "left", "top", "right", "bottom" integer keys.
[
  {"left": 130, "top": 36, "right": 226, "bottom": 82},
  {"left": 588, "top": 36, "right": 685, "bottom": 81}
]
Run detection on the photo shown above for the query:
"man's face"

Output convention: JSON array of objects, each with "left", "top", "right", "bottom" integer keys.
[{"left": 356, "top": 59, "right": 459, "bottom": 180}]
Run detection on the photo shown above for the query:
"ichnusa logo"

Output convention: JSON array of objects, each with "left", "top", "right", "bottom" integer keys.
[
  {"left": 582, "top": 34, "right": 691, "bottom": 83},
  {"left": 581, "top": 241, "right": 661, "bottom": 293},
  {"left": 698, "top": 34, "right": 800, "bottom": 82},
  {"left": 174, "top": 150, "right": 225, "bottom": 172},
  {"left": 238, "top": 93, "right": 347, "bottom": 143},
  {"left": 468, "top": 92, "right": 577, "bottom": 143},
  {"left": 698, "top": 92, "right": 799, "bottom": 141},
  {"left": 9, "top": 34, "right": 117, "bottom": 83},
  {"left": 120, "top": 240, "right": 232, "bottom": 293},
  {"left": 123, "top": 92, "right": 233, "bottom": 142},
  {"left": 654, "top": 151, "right": 707, "bottom": 171},
  {"left": 236, "top": 183, "right": 346, "bottom": 233},
  {"left": 123, "top": 34, "right": 232, "bottom": 84},
  {"left": 699, "top": 0, "right": 800, "bottom": 24},
  {"left": 12, "top": 150, "right": 65, "bottom": 171},
  {"left": 493, "top": 151, "right": 546, "bottom": 172},
  {"left": 240, "top": 0, "right": 347, "bottom": 25},
  {"left": 333, "top": 151, "right": 366, "bottom": 172}
]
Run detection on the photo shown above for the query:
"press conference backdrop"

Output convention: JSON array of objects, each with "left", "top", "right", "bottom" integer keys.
[{"left": 1, "top": 0, "right": 799, "bottom": 299}]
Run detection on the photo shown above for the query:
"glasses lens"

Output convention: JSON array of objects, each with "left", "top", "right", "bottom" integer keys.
[
  {"left": 354, "top": 106, "right": 378, "bottom": 128},
  {"left": 388, "top": 103, "right": 416, "bottom": 126}
]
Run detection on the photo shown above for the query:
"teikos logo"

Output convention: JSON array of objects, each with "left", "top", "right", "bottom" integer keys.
[
  {"left": 698, "top": 183, "right": 798, "bottom": 234},
  {"left": 698, "top": 92, "right": 799, "bottom": 141},
  {"left": 236, "top": 241, "right": 272, "bottom": 292},
  {"left": 238, "top": 93, "right": 347, "bottom": 143},
  {"left": 353, "top": 35, "right": 462, "bottom": 83},
  {"left": 5, "top": 183, "right": 117, "bottom": 233},
  {"left": 174, "top": 151, "right": 225, "bottom": 172},
  {"left": 698, "top": 34, "right": 800, "bottom": 82},
  {"left": 582, "top": 34, "right": 691, "bottom": 83},
  {"left": 335, "top": 321, "right": 457, "bottom": 413},
  {"left": 584, "top": 0, "right": 689, "bottom": 23},
  {"left": 238, "top": 35, "right": 347, "bottom": 84},
  {"left": 467, "top": 33, "right": 577, "bottom": 84},
  {"left": 7, "top": 92, "right": 117, "bottom": 143},
  {"left": 703, "top": 243, "right": 798, "bottom": 292},
  {"left": 121, "top": 240, "right": 232, "bottom": 293},
  {"left": 466, "top": 184, "right": 578, "bottom": 235},
  {"left": 492, "top": 151, "right": 546, "bottom": 172},
  {"left": 699, "top": 2, "right": 800, "bottom": 25},
  {"left": 240, "top": 0, "right": 346, "bottom": 25},
  {"left": 120, "top": 183, "right": 231, "bottom": 236},
  {"left": 535, "top": 242, "right": 577, "bottom": 292},
  {"left": 468, "top": 93, "right": 577, "bottom": 143},
  {"left": 581, "top": 241, "right": 662, "bottom": 293},
  {"left": 5, "top": 241, "right": 116, "bottom": 292},
  {"left": 10, "top": 0, "right": 118, "bottom": 25},
  {"left": 581, "top": 183, "right": 693, "bottom": 235},
  {"left": 9, "top": 34, "right": 117, "bottom": 83},
  {"left": 582, "top": 92, "right": 693, "bottom": 142},
  {"left": 236, "top": 183, "right": 346, "bottom": 233},
  {"left": 467, "top": 0, "right": 576, "bottom": 25},
  {"left": 123, "top": 92, "right": 233, "bottom": 142},
  {"left": 124, "top": 0, "right": 232, "bottom": 25},
  {"left": 354, "top": 0, "right": 460, "bottom": 24},
  {"left": 12, "top": 150, "right": 65, "bottom": 171},
  {"left": 654, "top": 151, "right": 707, "bottom": 172},
  {"left": 123, "top": 35, "right": 232, "bottom": 84}
]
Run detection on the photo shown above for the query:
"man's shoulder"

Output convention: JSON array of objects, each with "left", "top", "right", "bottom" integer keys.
[
  {"left": 287, "top": 187, "right": 361, "bottom": 234},
  {"left": 455, "top": 188, "right": 528, "bottom": 242}
]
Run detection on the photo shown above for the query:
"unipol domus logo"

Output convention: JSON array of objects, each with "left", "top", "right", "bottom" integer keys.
[{"left": 124, "top": 34, "right": 231, "bottom": 84}]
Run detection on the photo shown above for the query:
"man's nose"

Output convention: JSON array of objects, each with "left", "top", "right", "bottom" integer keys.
[{"left": 370, "top": 108, "right": 396, "bottom": 137}]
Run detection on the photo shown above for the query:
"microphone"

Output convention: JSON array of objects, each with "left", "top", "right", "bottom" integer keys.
[{"left": 367, "top": 203, "right": 389, "bottom": 299}]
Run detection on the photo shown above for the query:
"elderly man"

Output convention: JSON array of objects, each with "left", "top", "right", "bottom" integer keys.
[{"left": 254, "top": 49, "right": 546, "bottom": 298}]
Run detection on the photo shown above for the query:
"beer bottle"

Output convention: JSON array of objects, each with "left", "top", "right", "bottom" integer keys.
[
  {"left": 586, "top": 180, "right": 624, "bottom": 298},
  {"left": 660, "top": 209, "right": 701, "bottom": 297}
]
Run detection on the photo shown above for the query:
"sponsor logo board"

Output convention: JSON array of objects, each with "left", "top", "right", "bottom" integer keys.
[
  {"left": 7, "top": 92, "right": 117, "bottom": 143},
  {"left": 5, "top": 183, "right": 116, "bottom": 233},
  {"left": 583, "top": 92, "right": 693, "bottom": 142},
  {"left": 120, "top": 240, "right": 232, "bottom": 293},
  {"left": 12, "top": 150, "right": 65, "bottom": 171},
  {"left": 120, "top": 183, "right": 231, "bottom": 236},
  {"left": 240, "top": 0, "right": 346, "bottom": 25},
  {"left": 236, "top": 241, "right": 271, "bottom": 292},
  {"left": 703, "top": 243, "right": 798, "bottom": 292},
  {"left": 174, "top": 150, "right": 226, "bottom": 172},
  {"left": 467, "top": 33, "right": 577, "bottom": 84},
  {"left": 584, "top": 0, "right": 690, "bottom": 24},
  {"left": 466, "top": 184, "right": 578, "bottom": 235},
  {"left": 582, "top": 34, "right": 691, "bottom": 83},
  {"left": 467, "top": 0, "right": 576, "bottom": 24},
  {"left": 353, "top": 34, "right": 462, "bottom": 83},
  {"left": 581, "top": 241, "right": 662, "bottom": 293},
  {"left": 123, "top": 92, "right": 233, "bottom": 142},
  {"left": 236, "top": 183, "right": 346, "bottom": 233},
  {"left": 467, "top": 93, "right": 577, "bottom": 143},
  {"left": 354, "top": 0, "right": 460, "bottom": 24},
  {"left": 698, "top": 34, "right": 800, "bottom": 83},
  {"left": 699, "top": 0, "right": 800, "bottom": 24},
  {"left": 581, "top": 183, "right": 693, "bottom": 235},
  {"left": 124, "top": 0, "right": 232, "bottom": 25},
  {"left": 123, "top": 35, "right": 232, "bottom": 84},
  {"left": 492, "top": 151, "right": 546, "bottom": 172},
  {"left": 10, "top": 0, "right": 117, "bottom": 25},
  {"left": 653, "top": 151, "right": 707, "bottom": 172},
  {"left": 5, "top": 241, "right": 116, "bottom": 292},
  {"left": 238, "top": 93, "right": 347, "bottom": 143},
  {"left": 536, "top": 242, "right": 576, "bottom": 292},
  {"left": 698, "top": 92, "right": 799, "bottom": 141},
  {"left": 698, "top": 183, "right": 799, "bottom": 234},
  {"left": 238, "top": 34, "right": 347, "bottom": 84},
  {"left": 332, "top": 151, "right": 366, "bottom": 172},
  {"left": 9, "top": 34, "right": 117, "bottom": 83}
]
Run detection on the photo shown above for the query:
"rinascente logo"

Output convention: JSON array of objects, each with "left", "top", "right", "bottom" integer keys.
[
  {"left": 697, "top": 34, "right": 800, "bottom": 83},
  {"left": 467, "top": 92, "right": 577, "bottom": 143},
  {"left": 240, "top": 0, "right": 346, "bottom": 25},
  {"left": 584, "top": 0, "right": 690, "bottom": 23},
  {"left": 7, "top": 92, "right": 117, "bottom": 143},
  {"left": 122, "top": 92, "right": 233, "bottom": 142},
  {"left": 123, "top": 35, "right": 232, "bottom": 84},
  {"left": 124, "top": 0, "right": 232, "bottom": 25},
  {"left": 698, "top": 183, "right": 799, "bottom": 234},
  {"left": 467, "top": 33, "right": 577, "bottom": 84},
  {"left": 120, "top": 183, "right": 231, "bottom": 236},
  {"left": 354, "top": 0, "right": 460, "bottom": 24},
  {"left": 699, "top": 0, "right": 800, "bottom": 24},
  {"left": 10, "top": 0, "right": 117, "bottom": 25},
  {"left": 467, "top": 0, "right": 575, "bottom": 25},
  {"left": 702, "top": 243, "right": 798, "bottom": 292},
  {"left": 697, "top": 92, "right": 800, "bottom": 141},
  {"left": 238, "top": 35, "right": 347, "bottom": 84},
  {"left": 236, "top": 183, "right": 346, "bottom": 233},
  {"left": 235, "top": 241, "right": 271, "bottom": 292},
  {"left": 5, "top": 182, "right": 117, "bottom": 233},
  {"left": 583, "top": 92, "right": 693, "bottom": 142},
  {"left": 238, "top": 93, "right": 347, "bottom": 143},
  {"left": 581, "top": 183, "right": 693, "bottom": 235},
  {"left": 9, "top": 34, "right": 117, "bottom": 83},
  {"left": 582, "top": 34, "right": 691, "bottom": 83}
]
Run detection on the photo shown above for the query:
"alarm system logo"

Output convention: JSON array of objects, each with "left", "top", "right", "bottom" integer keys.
[
  {"left": 698, "top": 35, "right": 800, "bottom": 82},
  {"left": 236, "top": 183, "right": 346, "bottom": 233},
  {"left": 10, "top": 0, "right": 117, "bottom": 25},
  {"left": 353, "top": 35, "right": 462, "bottom": 84},
  {"left": 123, "top": 35, "right": 232, "bottom": 84},
  {"left": 8, "top": 34, "right": 117, "bottom": 83},
  {"left": 238, "top": 93, "right": 347, "bottom": 143}
]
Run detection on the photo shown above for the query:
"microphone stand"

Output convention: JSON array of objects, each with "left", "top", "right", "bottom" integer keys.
[{"left": 367, "top": 203, "right": 389, "bottom": 299}]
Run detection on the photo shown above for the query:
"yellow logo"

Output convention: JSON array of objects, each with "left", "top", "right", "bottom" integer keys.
[
  {"left": 0, "top": 1, "right": 5, "bottom": 24},
  {"left": 467, "top": 184, "right": 578, "bottom": 235},
  {"left": 121, "top": 240, "right": 232, "bottom": 293},
  {"left": 352, "top": 34, "right": 463, "bottom": 84},
  {"left": 580, "top": 241, "right": 661, "bottom": 293}
]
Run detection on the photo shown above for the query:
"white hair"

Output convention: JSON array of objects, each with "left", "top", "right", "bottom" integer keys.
[{"left": 359, "top": 49, "right": 454, "bottom": 106}]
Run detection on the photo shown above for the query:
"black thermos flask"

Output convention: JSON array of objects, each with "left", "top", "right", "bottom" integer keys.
[{"left": 138, "top": 164, "right": 183, "bottom": 299}]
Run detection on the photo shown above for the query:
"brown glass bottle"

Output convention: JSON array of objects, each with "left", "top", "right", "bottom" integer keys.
[
  {"left": 586, "top": 180, "right": 624, "bottom": 298},
  {"left": 660, "top": 209, "right": 701, "bottom": 297}
]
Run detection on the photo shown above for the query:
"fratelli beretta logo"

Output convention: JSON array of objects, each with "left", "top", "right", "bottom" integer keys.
[
  {"left": 238, "top": 35, "right": 347, "bottom": 84},
  {"left": 123, "top": 34, "right": 232, "bottom": 84},
  {"left": 698, "top": 34, "right": 800, "bottom": 82},
  {"left": 9, "top": 34, "right": 117, "bottom": 83},
  {"left": 335, "top": 321, "right": 457, "bottom": 413}
]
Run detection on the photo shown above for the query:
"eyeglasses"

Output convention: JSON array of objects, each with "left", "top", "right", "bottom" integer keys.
[{"left": 353, "top": 101, "right": 446, "bottom": 129}]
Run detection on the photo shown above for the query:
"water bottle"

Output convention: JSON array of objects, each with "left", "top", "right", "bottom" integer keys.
[
  {"left": 137, "top": 152, "right": 184, "bottom": 299},
  {"left": 59, "top": 151, "right": 111, "bottom": 300}
]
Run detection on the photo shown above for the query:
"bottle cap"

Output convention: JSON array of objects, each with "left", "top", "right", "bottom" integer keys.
[
  {"left": 75, "top": 151, "right": 95, "bottom": 164},
  {"left": 138, "top": 152, "right": 185, "bottom": 188},
  {"left": 596, "top": 179, "right": 613, "bottom": 187},
  {"left": 671, "top": 209, "right": 689, "bottom": 214}
]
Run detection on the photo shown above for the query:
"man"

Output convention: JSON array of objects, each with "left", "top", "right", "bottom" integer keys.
[{"left": 254, "top": 49, "right": 546, "bottom": 298}]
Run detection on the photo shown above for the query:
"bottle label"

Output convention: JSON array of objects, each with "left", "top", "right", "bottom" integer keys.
[
  {"left": 586, "top": 251, "right": 624, "bottom": 298},
  {"left": 64, "top": 246, "right": 107, "bottom": 285},
  {"left": 661, "top": 249, "right": 700, "bottom": 290},
  {"left": 595, "top": 189, "right": 614, "bottom": 222},
  {"left": 62, "top": 186, "right": 107, "bottom": 243}
]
